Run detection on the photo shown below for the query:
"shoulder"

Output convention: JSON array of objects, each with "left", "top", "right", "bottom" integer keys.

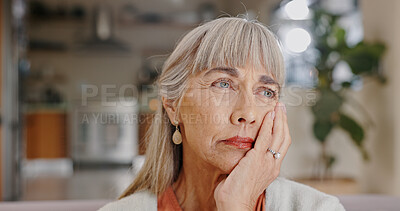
[
  {"left": 98, "top": 190, "right": 156, "bottom": 211},
  {"left": 265, "top": 177, "right": 345, "bottom": 211}
]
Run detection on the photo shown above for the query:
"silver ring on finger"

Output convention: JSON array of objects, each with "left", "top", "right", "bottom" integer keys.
[{"left": 267, "top": 148, "right": 281, "bottom": 160}]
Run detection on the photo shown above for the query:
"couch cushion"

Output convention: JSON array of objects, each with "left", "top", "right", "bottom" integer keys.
[{"left": 338, "top": 195, "right": 400, "bottom": 211}]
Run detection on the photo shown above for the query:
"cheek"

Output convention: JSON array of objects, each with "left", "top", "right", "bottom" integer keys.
[
  {"left": 180, "top": 88, "right": 232, "bottom": 126},
  {"left": 180, "top": 101, "right": 230, "bottom": 136},
  {"left": 254, "top": 97, "right": 278, "bottom": 115},
  {"left": 254, "top": 93, "right": 278, "bottom": 107},
  {"left": 179, "top": 90, "right": 232, "bottom": 152}
]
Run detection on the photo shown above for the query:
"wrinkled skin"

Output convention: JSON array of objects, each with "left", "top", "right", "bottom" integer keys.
[{"left": 162, "top": 65, "right": 292, "bottom": 210}]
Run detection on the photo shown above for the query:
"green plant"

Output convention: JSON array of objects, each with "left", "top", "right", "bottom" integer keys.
[{"left": 310, "top": 10, "right": 386, "bottom": 178}]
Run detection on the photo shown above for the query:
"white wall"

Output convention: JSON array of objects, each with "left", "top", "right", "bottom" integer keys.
[{"left": 359, "top": 0, "right": 400, "bottom": 196}]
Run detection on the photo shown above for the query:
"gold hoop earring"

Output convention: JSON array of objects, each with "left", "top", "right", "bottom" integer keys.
[{"left": 172, "top": 121, "right": 182, "bottom": 145}]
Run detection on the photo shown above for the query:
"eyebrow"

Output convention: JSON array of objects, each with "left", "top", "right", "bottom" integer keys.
[
  {"left": 204, "top": 66, "right": 280, "bottom": 90},
  {"left": 204, "top": 67, "right": 239, "bottom": 77},
  {"left": 259, "top": 75, "right": 281, "bottom": 91}
]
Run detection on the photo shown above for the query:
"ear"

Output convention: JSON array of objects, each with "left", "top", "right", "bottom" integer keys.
[{"left": 162, "top": 96, "right": 178, "bottom": 124}]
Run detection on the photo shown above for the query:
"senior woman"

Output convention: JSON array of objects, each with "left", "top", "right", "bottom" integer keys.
[{"left": 99, "top": 17, "right": 345, "bottom": 211}]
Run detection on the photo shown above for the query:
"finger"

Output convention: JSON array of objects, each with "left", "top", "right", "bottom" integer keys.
[
  {"left": 267, "top": 102, "right": 286, "bottom": 154},
  {"left": 266, "top": 102, "right": 286, "bottom": 160},
  {"left": 277, "top": 108, "right": 292, "bottom": 163},
  {"left": 253, "top": 110, "right": 275, "bottom": 152}
]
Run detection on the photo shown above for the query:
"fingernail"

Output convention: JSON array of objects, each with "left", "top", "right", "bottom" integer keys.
[
  {"left": 282, "top": 103, "right": 287, "bottom": 113},
  {"left": 270, "top": 111, "right": 275, "bottom": 120}
]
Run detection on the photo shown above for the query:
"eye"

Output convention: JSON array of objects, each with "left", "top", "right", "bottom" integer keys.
[
  {"left": 219, "top": 81, "right": 230, "bottom": 88},
  {"left": 259, "top": 88, "right": 277, "bottom": 99},
  {"left": 211, "top": 78, "right": 233, "bottom": 89}
]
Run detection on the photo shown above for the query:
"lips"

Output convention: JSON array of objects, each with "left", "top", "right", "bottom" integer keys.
[{"left": 222, "top": 135, "right": 255, "bottom": 149}]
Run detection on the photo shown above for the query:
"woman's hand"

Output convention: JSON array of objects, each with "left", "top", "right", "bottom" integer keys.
[{"left": 214, "top": 102, "right": 292, "bottom": 211}]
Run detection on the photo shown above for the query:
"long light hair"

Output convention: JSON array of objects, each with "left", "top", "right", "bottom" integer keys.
[{"left": 119, "top": 17, "right": 285, "bottom": 198}]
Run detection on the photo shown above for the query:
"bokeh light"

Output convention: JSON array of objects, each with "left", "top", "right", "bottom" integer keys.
[
  {"left": 285, "top": 0, "right": 309, "bottom": 20},
  {"left": 284, "top": 27, "right": 311, "bottom": 53}
]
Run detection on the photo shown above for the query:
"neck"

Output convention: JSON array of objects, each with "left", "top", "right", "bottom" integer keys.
[{"left": 172, "top": 143, "right": 226, "bottom": 211}]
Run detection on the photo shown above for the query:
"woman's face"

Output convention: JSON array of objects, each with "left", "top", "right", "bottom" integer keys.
[{"left": 177, "top": 65, "right": 280, "bottom": 173}]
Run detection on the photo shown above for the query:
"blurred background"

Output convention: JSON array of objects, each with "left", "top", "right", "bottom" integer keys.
[{"left": 1, "top": 0, "right": 400, "bottom": 203}]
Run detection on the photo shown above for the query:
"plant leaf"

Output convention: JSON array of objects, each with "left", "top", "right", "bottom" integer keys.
[
  {"left": 338, "top": 113, "right": 364, "bottom": 146},
  {"left": 313, "top": 120, "right": 334, "bottom": 143},
  {"left": 361, "top": 147, "right": 370, "bottom": 161},
  {"left": 338, "top": 113, "right": 370, "bottom": 161},
  {"left": 311, "top": 88, "right": 343, "bottom": 122},
  {"left": 332, "top": 26, "right": 347, "bottom": 51},
  {"left": 342, "top": 42, "right": 386, "bottom": 75},
  {"left": 326, "top": 155, "right": 336, "bottom": 169}
]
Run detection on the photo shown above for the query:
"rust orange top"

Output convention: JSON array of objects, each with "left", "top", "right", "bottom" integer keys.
[{"left": 158, "top": 186, "right": 266, "bottom": 211}]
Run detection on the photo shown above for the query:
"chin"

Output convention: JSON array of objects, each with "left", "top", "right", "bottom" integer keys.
[{"left": 216, "top": 149, "right": 249, "bottom": 173}]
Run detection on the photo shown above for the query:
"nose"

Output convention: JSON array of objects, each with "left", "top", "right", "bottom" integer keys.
[{"left": 230, "top": 92, "right": 256, "bottom": 126}]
